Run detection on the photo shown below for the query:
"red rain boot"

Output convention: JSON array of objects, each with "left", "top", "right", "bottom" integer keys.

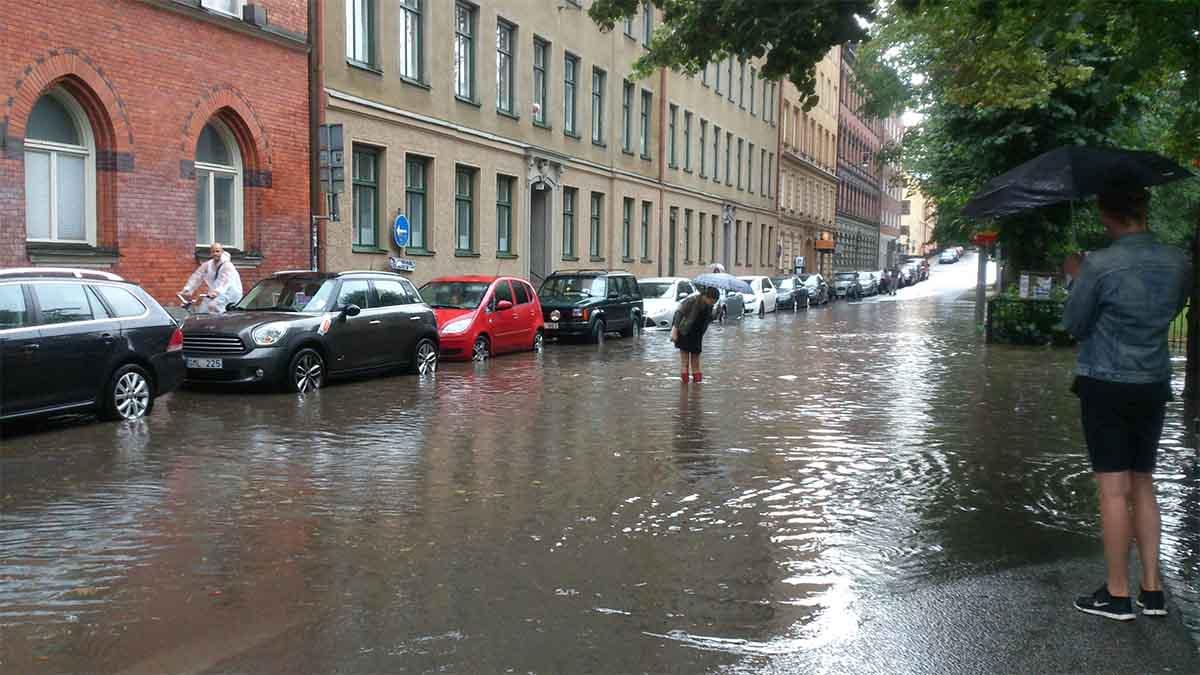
[
  {"left": 680, "top": 372, "right": 689, "bottom": 383},
  {"left": 692, "top": 372, "right": 703, "bottom": 383}
]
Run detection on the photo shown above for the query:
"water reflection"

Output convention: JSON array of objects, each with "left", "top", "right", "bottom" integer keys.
[{"left": 1, "top": 288, "right": 1197, "bottom": 672}]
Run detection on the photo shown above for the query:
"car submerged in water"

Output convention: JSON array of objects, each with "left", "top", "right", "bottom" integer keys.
[
  {"left": 538, "top": 270, "right": 643, "bottom": 342},
  {"left": 181, "top": 271, "right": 439, "bottom": 392}
]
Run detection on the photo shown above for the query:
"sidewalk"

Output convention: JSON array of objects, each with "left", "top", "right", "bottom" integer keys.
[{"left": 769, "top": 558, "right": 1200, "bottom": 673}]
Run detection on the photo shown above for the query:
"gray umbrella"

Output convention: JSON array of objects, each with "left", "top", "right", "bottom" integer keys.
[{"left": 693, "top": 273, "right": 752, "bottom": 294}]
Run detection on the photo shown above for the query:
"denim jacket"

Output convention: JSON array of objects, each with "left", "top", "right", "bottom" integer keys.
[{"left": 1063, "top": 232, "right": 1191, "bottom": 383}]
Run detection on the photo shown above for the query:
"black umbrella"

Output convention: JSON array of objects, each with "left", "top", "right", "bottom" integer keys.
[{"left": 962, "top": 146, "right": 1195, "bottom": 219}]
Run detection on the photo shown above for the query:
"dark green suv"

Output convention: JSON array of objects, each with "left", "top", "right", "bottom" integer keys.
[{"left": 537, "top": 270, "right": 643, "bottom": 342}]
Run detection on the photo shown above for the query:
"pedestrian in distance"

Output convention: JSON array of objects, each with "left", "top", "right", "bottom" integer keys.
[
  {"left": 1062, "top": 187, "right": 1191, "bottom": 622},
  {"left": 671, "top": 286, "right": 720, "bottom": 383}
]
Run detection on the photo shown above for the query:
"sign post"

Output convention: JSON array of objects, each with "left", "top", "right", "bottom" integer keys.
[{"left": 389, "top": 211, "right": 416, "bottom": 273}]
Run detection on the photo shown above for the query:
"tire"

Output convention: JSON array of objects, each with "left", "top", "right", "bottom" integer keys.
[
  {"left": 532, "top": 330, "right": 544, "bottom": 353},
  {"left": 102, "top": 364, "right": 154, "bottom": 421},
  {"left": 285, "top": 347, "right": 325, "bottom": 393},
  {"left": 591, "top": 320, "right": 606, "bottom": 343},
  {"left": 472, "top": 335, "right": 491, "bottom": 362},
  {"left": 620, "top": 315, "right": 641, "bottom": 338},
  {"left": 413, "top": 338, "right": 439, "bottom": 376}
]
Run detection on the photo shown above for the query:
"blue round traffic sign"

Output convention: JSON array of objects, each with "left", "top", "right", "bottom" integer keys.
[{"left": 393, "top": 214, "right": 410, "bottom": 248}]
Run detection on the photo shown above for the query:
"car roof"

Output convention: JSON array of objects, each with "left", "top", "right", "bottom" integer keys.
[
  {"left": 639, "top": 277, "right": 689, "bottom": 284},
  {"left": 427, "top": 275, "right": 500, "bottom": 284},
  {"left": 549, "top": 269, "right": 633, "bottom": 276},
  {"left": 0, "top": 267, "right": 127, "bottom": 282}
]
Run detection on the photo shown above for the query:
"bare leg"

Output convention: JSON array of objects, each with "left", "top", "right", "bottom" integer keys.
[
  {"left": 1096, "top": 472, "right": 1134, "bottom": 597},
  {"left": 689, "top": 353, "right": 701, "bottom": 374},
  {"left": 679, "top": 351, "right": 690, "bottom": 377},
  {"left": 1131, "top": 472, "right": 1162, "bottom": 591}
]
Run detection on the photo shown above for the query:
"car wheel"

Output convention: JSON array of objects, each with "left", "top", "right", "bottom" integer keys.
[
  {"left": 472, "top": 335, "right": 491, "bottom": 362},
  {"left": 414, "top": 338, "right": 439, "bottom": 376},
  {"left": 286, "top": 348, "right": 325, "bottom": 394},
  {"left": 591, "top": 320, "right": 606, "bottom": 343},
  {"left": 102, "top": 364, "right": 154, "bottom": 421},
  {"left": 532, "top": 330, "right": 544, "bottom": 353}
]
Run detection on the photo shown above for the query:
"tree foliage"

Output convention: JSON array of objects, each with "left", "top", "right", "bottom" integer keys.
[
  {"left": 857, "top": 0, "right": 1200, "bottom": 272},
  {"left": 587, "top": 0, "right": 872, "bottom": 110}
]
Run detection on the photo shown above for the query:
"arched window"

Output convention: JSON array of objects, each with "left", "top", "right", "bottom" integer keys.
[
  {"left": 195, "top": 120, "right": 243, "bottom": 248},
  {"left": 24, "top": 88, "right": 96, "bottom": 244}
]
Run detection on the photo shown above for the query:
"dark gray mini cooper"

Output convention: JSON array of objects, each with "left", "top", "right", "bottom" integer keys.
[{"left": 181, "top": 271, "right": 439, "bottom": 392}]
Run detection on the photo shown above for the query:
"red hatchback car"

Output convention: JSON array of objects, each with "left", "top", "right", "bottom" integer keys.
[{"left": 419, "top": 276, "right": 545, "bottom": 361}]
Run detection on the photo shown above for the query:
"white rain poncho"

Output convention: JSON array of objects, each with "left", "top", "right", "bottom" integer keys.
[{"left": 182, "top": 251, "right": 244, "bottom": 313}]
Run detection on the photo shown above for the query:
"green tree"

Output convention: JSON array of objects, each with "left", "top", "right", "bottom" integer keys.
[{"left": 587, "top": 0, "right": 872, "bottom": 110}]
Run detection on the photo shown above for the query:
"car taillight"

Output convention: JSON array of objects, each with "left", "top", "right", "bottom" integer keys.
[
  {"left": 582, "top": 309, "right": 590, "bottom": 321},
  {"left": 168, "top": 328, "right": 184, "bottom": 352}
]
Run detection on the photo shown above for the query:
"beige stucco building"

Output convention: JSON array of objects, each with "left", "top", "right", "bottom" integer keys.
[
  {"left": 321, "top": 0, "right": 780, "bottom": 287},
  {"left": 900, "top": 183, "right": 936, "bottom": 256},
  {"left": 778, "top": 47, "right": 840, "bottom": 277}
]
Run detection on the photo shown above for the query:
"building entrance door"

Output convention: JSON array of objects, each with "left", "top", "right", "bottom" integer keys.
[
  {"left": 722, "top": 220, "right": 732, "bottom": 270},
  {"left": 530, "top": 186, "right": 551, "bottom": 286},
  {"left": 668, "top": 209, "right": 677, "bottom": 276}
]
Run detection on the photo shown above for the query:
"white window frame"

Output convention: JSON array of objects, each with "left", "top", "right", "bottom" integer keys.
[
  {"left": 201, "top": 0, "right": 243, "bottom": 17},
  {"left": 194, "top": 119, "right": 244, "bottom": 249},
  {"left": 24, "top": 88, "right": 97, "bottom": 246}
]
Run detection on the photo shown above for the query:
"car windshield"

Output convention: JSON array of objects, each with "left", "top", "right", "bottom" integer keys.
[
  {"left": 834, "top": 272, "right": 857, "bottom": 281},
  {"left": 638, "top": 282, "right": 675, "bottom": 298},
  {"left": 235, "top": 277, "right": 336, "bottom": 312},
  {"left": 419, "top": 281, "right": 490, "bottom": 309},
  {"left": 799, "top": 274, "right": 818, "bottom": 285},
  {"left": 771, "top": 277, "right": 792, "bottom": 289},
  {"left": 540, "top": 275, "right": 607, "bottom": 299}
]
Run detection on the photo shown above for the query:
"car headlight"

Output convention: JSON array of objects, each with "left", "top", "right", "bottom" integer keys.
[
  {"left": 441, "top": 317, "right": 473, "bottom": 335},
  {"left": 252, "top": 321, "right": 290, "bottom": 347}
]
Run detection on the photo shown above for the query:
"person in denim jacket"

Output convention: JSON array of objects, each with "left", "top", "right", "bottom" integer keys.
[{"left": 1063, "top": 187, "right": 1191, "bottom": 621}]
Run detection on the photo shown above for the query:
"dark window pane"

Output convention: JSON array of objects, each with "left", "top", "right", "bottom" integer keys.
[
  {"left": 336, "top": 280, "right": 372, "bottom": 309},
  {"left": 33, "top": 283, "right": 93, "bottom": 324},
  {"left": 0, "top": 285, "right": 29, "bottom": 329}
]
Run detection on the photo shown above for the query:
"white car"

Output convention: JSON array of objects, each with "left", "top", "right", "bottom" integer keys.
[
  {"left": 737, "top": 275, "right": 778, "bottom": 317},
  {"left": 637, "top": 277, "right": 698, "bottom": 330}
]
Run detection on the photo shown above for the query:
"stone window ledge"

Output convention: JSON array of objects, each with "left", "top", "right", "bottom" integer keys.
[
  {"left": 27, "top": 241, "right": 119, "bottom": 268},
  {"left": 193, "top": 247, "right": 264, "bottom": 269}
]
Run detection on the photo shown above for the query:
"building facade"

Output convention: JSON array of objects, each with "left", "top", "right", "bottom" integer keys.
[
  {"left": 834, "top": 44, "right": 882, "bottom": 271},
  {"left": 321, "top": 0, "right": 780, "bottom": 286},
  {"left": 879, "top": 114, "right": 904, "bottom": 267},
  {"left": 0, "top": 0, "right": 312, "bottom": 301},
  {"left": 778, "top": 47, "right": 840, "bottom": 278},
  {"left": 900, "top": 184, "right": 937, "bottom": 256}
]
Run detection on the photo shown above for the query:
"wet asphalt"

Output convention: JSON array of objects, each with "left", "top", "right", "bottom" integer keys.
[{"left": 1, "top": 254, "right": 1197, "bottom": 674}]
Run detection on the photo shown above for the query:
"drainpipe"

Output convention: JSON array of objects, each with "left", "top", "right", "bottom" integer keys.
[
  {"left": 774, "top": 77, "right": 784, "bottom": 270},
  {"left": 656, "top": 66, "right": 666, "bottom": 278},
  {"left": 308, "top": 0, "right": 327, "bottom": 271}
]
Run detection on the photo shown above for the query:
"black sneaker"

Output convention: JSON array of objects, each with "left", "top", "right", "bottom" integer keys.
[
  {"left": 1074, "top": 585, "right": 1136, "bottom": 621},
  {"left": 1137, "top": 588, "right": 1167, "bottom": 617}
]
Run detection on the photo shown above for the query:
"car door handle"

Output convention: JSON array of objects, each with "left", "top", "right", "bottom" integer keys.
[
  {"left": 409, "top": 316, "right": 423, "bottom": 321},
  {"left": 101, "top": 333, "right": 115, "bottom": 343},
  {"left": 369, "top": 320, "right": 382, "bottom": 325},
  {"left": 23, "top": 343, "right": 40, "bottom": 352}
]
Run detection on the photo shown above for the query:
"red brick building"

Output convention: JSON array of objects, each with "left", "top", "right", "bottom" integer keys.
[{"left": 0, "top": 0, "right": 310, "bottom": 302}]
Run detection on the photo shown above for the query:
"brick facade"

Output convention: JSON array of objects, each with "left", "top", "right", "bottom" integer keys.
[{"left": 0, "top": 0, "right": 310, "bottom": 302}]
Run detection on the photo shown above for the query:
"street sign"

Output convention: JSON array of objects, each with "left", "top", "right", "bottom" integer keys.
[
  {"left": 972, "top": 230, "right": 999, "bottom": 246},
  {"left": 389, "top": 257, "right": 415, "bottom": 272},
  {"left": 393, "top": 213, "right": 410, "bottom": 248}
]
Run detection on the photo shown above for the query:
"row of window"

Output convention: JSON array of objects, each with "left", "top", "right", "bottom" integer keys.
[
  {"left": 839, "top": 123, "right": 880, "bottom": 182},
  {"left": 24, "top": 86, "right": 244, "bottom": 248},
  {"left": 665, "top": 108, "right": 777, "bottom": 198},
  {"left": 697, "top": 57, "right": 778, "bottom": 128},
  {"left": 838, "top": 182, "right": 882, "bottom": 224},
  {"left": 783, "top": 101, "right": 836, "bottom": 172},
  {"left": 781, "top": 171, "right": 836, "bottom": 226},
  {"left": 348, "top": 146, "right": 779, "bottom": 269}
]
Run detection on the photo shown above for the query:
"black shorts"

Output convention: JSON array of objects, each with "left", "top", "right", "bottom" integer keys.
[{"left": 1074, "top": 376, "right": 1170, "bottom": 473}]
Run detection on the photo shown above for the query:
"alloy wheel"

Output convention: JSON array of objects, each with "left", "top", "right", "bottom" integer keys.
[
  {"left": 114, "top": 371, "right": 150, "bottom": 419},
  {"left": 417, "top": 341, "right": 439, "bottom": 376},
  {"left": 472, "top": 336, "right": 490, "bottom": 362},
  {"left": 293, "top": 352, "right": 323, "bottom": 393},
  {"left": 533, "top": 331, "right": 545, "bottom": 352}
]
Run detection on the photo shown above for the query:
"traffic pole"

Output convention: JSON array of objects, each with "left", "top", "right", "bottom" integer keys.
[{"left": 975, "top": 245, "right": 987, "bottom": 325}]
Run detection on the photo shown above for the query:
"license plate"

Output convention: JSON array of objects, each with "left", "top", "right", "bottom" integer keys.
[
  {"left": 544, "top": 322, "right": 559, "bottom": 330},
  {"left": 187, "top": 358, "right": 223, "bottom": 369}
]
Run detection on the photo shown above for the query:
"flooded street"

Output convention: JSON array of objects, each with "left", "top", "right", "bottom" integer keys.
[{"left": 3, "top": 256, "right": 1198, "bottom": 673}]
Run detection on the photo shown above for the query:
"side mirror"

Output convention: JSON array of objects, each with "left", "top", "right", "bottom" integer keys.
[
  {"left": 496, "top": 300, "right": 514, "bottom": 311},
  {"left": 677, "top": 292, "right": 690, "bottom": 300},
  {"left": 226, "top": 302, "right": 238, "bottom": 312},
  {"left": 340, "top": 304, "right": 361, "bottom": 319}
]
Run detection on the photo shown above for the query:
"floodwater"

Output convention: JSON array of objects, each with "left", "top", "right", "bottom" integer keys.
[{"left": 2, "top": 257, "right": 1197, "bottom": 673}]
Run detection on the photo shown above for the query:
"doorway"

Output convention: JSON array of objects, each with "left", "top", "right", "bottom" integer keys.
[
  {"left": 530, "top": 185, "right": 550, "bottom": 285},
  {"left": 722, "top": 219, "right": 732, "bottom": 271},
  {"left": 667, "top": 208, "right": 677, "bottom": 276}
]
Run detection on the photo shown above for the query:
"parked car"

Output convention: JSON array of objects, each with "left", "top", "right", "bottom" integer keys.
[
  {"left": 857, "top": 271, "right": 879, "bottom": 296},
  {"left": 900, "top": 263, "right": 920, "bottom": 286},
  {"left": 771, "top": 276, "right": 805, "bottom": 310},
  {"left": 0, "top": 268, "right": 185, "bottom": 422},
  {"left": 638, "top": 277, "right": 699, "bottom": 330},
  {"left": 939, "top": 249, "right": 959, "bottom": 264},
  {"left": 832, "top": 271, "right": 863, "bottom": 299},
  {"left": 737, "top": 276, "right": 779, "bottom": 317},
  {"left": 420, "top": 276, "right": 543, "bottom": 361},
  {"left": 181, "top": 271, "right": 439, "bottom": 392},
  {"left": 713, "top": 288, "right": 745, "bottom": 322},
  {"left": 798, "top": 273, "right": 832, "bottom": 305},
  {"left": 538, "top": 269, "right": 643, "bottom": 342}
]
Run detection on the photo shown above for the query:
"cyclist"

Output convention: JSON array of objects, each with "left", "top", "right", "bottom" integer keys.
[{"left": 180, "top": 242, "right": 243, "bottom": 314}]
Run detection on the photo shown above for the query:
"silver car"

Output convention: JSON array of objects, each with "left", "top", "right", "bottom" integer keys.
[{"left": 713, "top": 289, "right": 745, "bottom": 322}]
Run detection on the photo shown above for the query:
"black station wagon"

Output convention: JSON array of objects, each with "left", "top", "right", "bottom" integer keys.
[
  {"left": 181, "top": 271, "right": 439, "bottom": 392},
  {"left": 0, "top": 268, "right": 185, "bottom": 423}
]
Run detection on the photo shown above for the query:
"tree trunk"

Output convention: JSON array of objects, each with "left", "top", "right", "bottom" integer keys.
[{"left": 1185, "top": 205, "right": 1200, "bottom": 400}]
